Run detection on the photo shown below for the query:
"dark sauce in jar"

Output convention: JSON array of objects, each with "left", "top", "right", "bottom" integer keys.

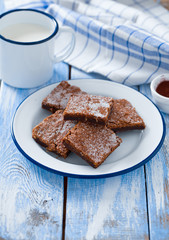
[{"left": 156, "top": 80, "right": 169, "bottom": 98}]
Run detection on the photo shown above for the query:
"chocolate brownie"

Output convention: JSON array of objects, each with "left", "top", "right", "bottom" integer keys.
[
  {"left": 63, "top": 94, "right": 114, "bottom": 125},
  {"left": 63, "top": 122, "right": 122, "bottom": 168},
  {"left": 107, "top": 99, "right": 146, "bottom": 131},
  {"left": 32, "top": 110, "right": 76, "bottom": 158},
  {"left": 42, "top": 81, "right": 85, "bottom": 113}
]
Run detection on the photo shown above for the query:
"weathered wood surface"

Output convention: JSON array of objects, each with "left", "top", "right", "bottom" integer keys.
[
  {"left": 0, "top": 63, "right": 68, "bottom": 240},
  {"left": 140, "top": 84, "right": 169, "bottom": 240},
  {"left": 65, "top": 170, "right": 149, "bottom": 240}
]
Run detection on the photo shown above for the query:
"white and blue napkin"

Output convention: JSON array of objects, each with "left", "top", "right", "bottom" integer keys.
[{"left": 3, "top": 0, "right": 169, "bottom": 85}]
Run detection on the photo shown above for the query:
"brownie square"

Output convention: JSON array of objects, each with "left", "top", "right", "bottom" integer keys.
[
  {"left": 42, "top": 81, "right": 85, "bottom": 113},
  {"left": 63, "top": 94, "right": 114, "bottom": 125},
  {"left": 63, "top": 122, "right": 122, "bottom": 168},
  {"left": 32, "top": 110, "right": 76, "bottom": 158},
  {"left": 107, "top": 99, "right": 146, "bottom": 131}
]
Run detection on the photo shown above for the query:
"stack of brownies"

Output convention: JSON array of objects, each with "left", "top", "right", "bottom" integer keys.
[{"left": 32, "top": 81, "right": 145, "bottom": 168}]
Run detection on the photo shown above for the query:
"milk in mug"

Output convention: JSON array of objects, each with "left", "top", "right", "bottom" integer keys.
[{"left": 0, "top": 23, "right": 53, "bottom": 42}]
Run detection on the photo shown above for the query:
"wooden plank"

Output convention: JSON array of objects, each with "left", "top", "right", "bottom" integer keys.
[
  {"left": 64, "top": 67, "right": 149, "bottom": 240},
  {"left": 0, "top": 0, "right": 4, "bottom": 14},
  {"left": 139, "top": 84, "right": 169, "bottom": 240},
  {"left": 65, "top": 170, "right": 149, "bottom": 240},
  {"left": 0, "top": 62, "right": 68, "bottom": 240}
]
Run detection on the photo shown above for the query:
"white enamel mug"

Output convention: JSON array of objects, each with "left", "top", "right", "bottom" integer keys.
[{"left": 0, "top": 9, "right": 75, "bottom": 88}]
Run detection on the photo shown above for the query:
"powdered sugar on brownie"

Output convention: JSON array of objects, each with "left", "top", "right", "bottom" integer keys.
[
  {"left": 87, "top": 99, "right": 110, "bottom": 118},
  {"left": 63, "top": 94, "right": 114, "bottom": 124},
  {"left": 84, "top": 129, "right": 119, "bottom": 160},
  {"left": 42, "top": 81, "right": 85, "bottom": 112},
  {"left": 32, "top": 110, "right": 76, "bottom": 158},
  {"left": 107, "top": 99, "right": 145, "bottom": 131},
  {"left": 63, "top": 122, "right": 122, "bottom": 168}
]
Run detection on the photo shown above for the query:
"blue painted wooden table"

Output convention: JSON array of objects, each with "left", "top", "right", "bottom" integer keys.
[{"left": 0, "top": 60, "right": 169, "bottom": 240}]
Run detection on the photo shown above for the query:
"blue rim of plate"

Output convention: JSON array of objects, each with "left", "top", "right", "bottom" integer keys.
[
  {"left": 11, "top": 80, "right": 166, "bottom": 179},
  {"left": 0, "top": 9, "right": 59, "bottom": 45}
]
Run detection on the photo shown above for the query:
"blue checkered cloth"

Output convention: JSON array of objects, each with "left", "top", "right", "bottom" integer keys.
[{"left": 3, "top": 0, "right": 169, "bottom": 85}]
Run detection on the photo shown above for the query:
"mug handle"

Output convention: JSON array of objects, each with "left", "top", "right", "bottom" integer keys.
[{"left": 53, "top": 26, "right": 75, "bottom": 63}]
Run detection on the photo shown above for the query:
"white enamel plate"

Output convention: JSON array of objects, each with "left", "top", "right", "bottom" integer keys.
[{"left": 12, "top": 79, "right": 166, "bottom": 178}]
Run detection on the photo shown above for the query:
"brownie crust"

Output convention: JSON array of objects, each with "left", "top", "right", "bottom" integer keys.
[
  {"left": 63, "top": 122, "right": 122, "bottom": 168},
  {"left": 63, "top": 94, "right": 114, "bottom": 125},
  {"left": 42, "top": 81, "right": 85, "bottom": 113},
  {"left": 107, "top": 99, "right": 146, "bottom": 131},
  {"left": 32, "top": 110, "right": 76, "bottom": 158}
]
